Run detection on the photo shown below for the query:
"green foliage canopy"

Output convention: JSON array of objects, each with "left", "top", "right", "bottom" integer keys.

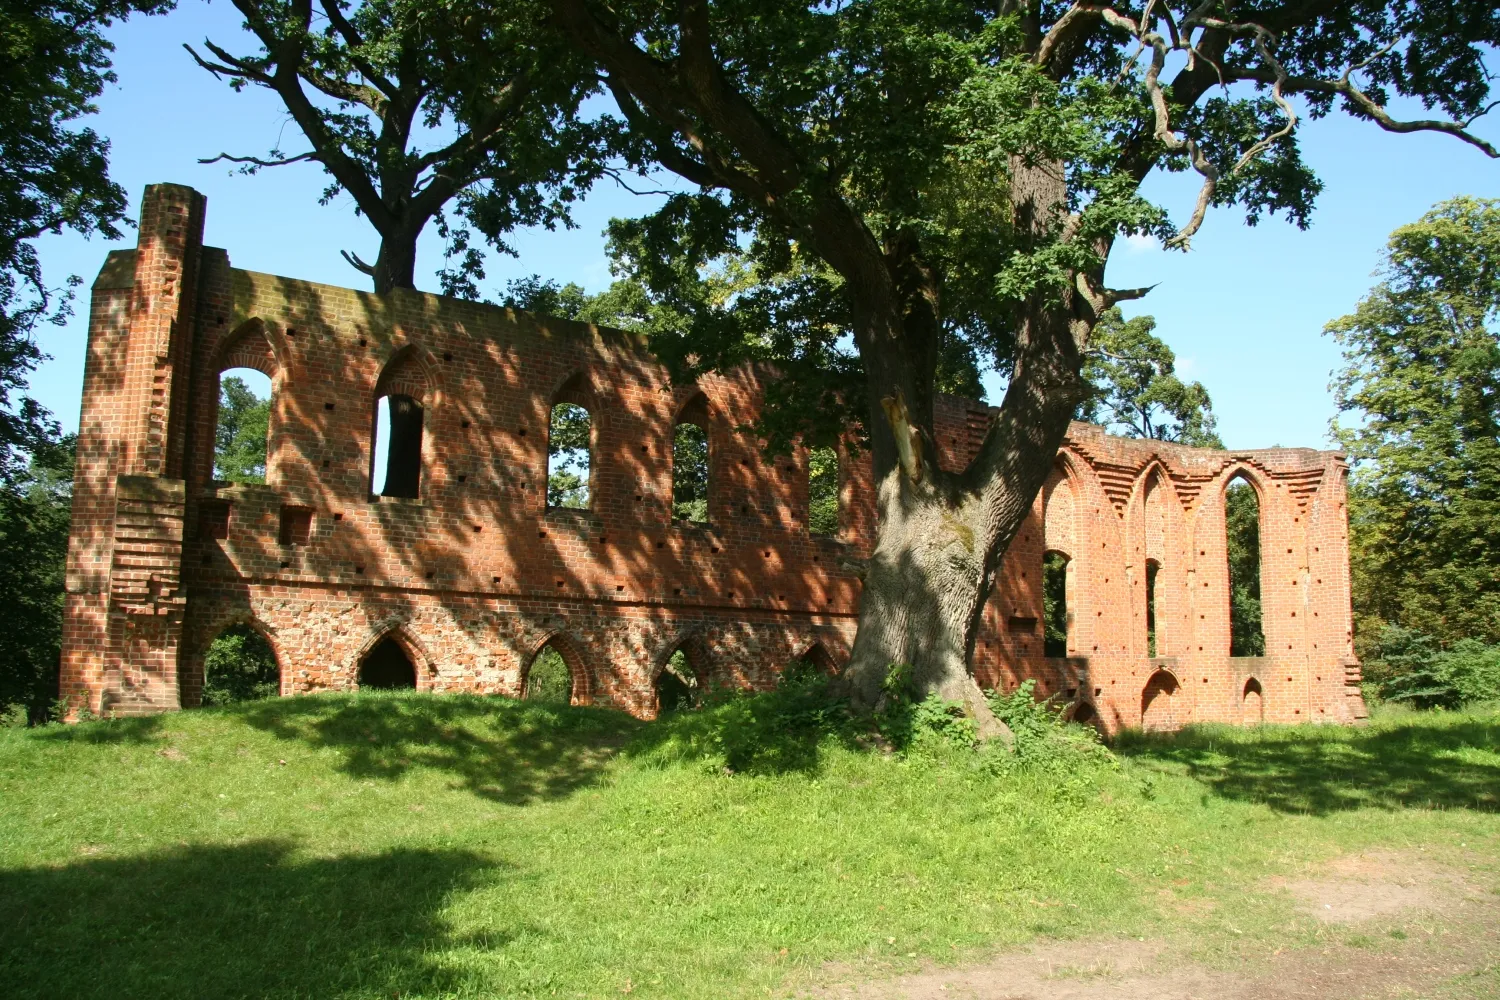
[
  {"left": 552, "top": 0, "right": 1500, "bottom": 468},
  {"left": 1329, "top": 197, "right": 1500, "bottom": 647}
]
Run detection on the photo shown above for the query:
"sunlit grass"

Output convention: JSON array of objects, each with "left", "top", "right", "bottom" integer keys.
[{"left": 1, "top": 693, "right": 1496, "bottom": 999}]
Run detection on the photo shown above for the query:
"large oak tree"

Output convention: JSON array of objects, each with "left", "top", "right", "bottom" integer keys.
[{"left": 546, "top": 0, "right": 1498, "bottom": 726}]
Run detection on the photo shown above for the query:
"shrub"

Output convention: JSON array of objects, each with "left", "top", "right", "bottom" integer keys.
[
  {"left": 987, "top": 679, "right": 1115, "bottom": 775},
  {"left": 1364, "top": 624, "right": 1500, "bottom": 708},
  {"left": 630, "top": 660, "right": 852, "bottom": 774}
]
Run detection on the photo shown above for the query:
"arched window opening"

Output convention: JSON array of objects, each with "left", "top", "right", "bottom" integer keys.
[
  {"left": 548, "top": 402, "right": 592, "bottom": 509},
  {"left": 1242, "top": 677, "right": 1265, "bottom": 724},
  {"left": 202, "top": 624, "right": 279, "bottom": 706},
  {"left": 1226, "top": 475, "right": 1266, "bottom": 656},
  {"left": 526, "top": 643, "right": 573, "bottom": 704},
  {"left": 655, "top": 649, "right": 700, "bottom": 713},
  {"left": 359, "top": 636, "right": 416, "bottom": 690},
  {"left": 371, "top": 394, "right": 424, "bottom": 498},
  {"left": 673, "top": 422, "right": 709, "bottom": 523},
  {"left": 215, "top": 368, "right": 272, "bottom": 484},
  {"left": 1145, "top": 559, "right": 1161, "bottom": 658},
  {"left": 1071, "top": 701, "right": 1098, "bottom": 727},
  {"left": 808, "top": 445, "right": 839, "bottom": 536},
  {"left": 803, "top": 642, "right": 838, "bottom": 675},
  {"left": 1141, "top": 669, "right": 1180, "bottom": 732},
  {"left": 1043, "top": 551, "right": 1070, "bottom": 657}
]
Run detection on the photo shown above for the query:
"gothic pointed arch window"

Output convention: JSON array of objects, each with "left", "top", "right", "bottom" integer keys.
[
  {"left": 807, "top": 444, "right": 840, "bottom": 536},
  {"left": 371, "top": 348, "right": 432, "bottom": 499},
  {"left": 1042, "top": 464, "right": 1077, "bottom": 658},
  {"left": 213, "top": 319, "right": 280, "bottom": 485},
  {"left": 672, "top": 393, "right": 711, "bottom": 523},
  {"left": 548, "top": 374, "right": 595, "bottom": 510},
  {"left": 1225, "top": 472, "right": 1266, "bottom": 656},
  {"left": 1142, "top": 469, "right": 1169, "bottom": 657}
]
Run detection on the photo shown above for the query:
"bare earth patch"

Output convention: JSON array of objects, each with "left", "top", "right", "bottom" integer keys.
[
  {"left": 806, "top": 851, "right": 1497, "bottom": 1000},
  {"left": 1275, "top": 850, "right": 1463, "bottom": 924}
]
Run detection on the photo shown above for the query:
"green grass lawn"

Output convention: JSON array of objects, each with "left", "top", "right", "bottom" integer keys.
[{"left": 1, "top": 691, "right": 1497, "bottom": 999}]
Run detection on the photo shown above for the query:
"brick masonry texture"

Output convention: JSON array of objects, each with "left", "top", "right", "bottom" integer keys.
[{"left": 60, "top": 185, "right": 1366, "bottom": 730}]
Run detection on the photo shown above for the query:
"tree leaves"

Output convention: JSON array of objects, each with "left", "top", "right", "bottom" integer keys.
[{"left": 1330, "top": 197, "right": 1500, "bottom": 646}]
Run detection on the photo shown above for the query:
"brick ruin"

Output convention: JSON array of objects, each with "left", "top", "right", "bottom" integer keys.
[{"left": 60, "top": 184, "right": 1367, "bottom": 730}]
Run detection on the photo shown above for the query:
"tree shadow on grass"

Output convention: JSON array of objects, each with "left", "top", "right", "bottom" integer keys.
[
  {"left": 31, "top": 713, "right": 166, "bottom": 745},
  {"left": 237, "top": 691, "right": 643, "bottom": 804},
  {"left": 1114, "top": 713, "right": 1500, "bottom": 815},
  {"left": 0, "top": 840, "right": 496, "bottom": 1000}
]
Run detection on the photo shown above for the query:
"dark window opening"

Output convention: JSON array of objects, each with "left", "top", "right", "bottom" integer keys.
[
  {"left": 215, "top": 368, "right": 271, "bottom": 484},
  {"left": 1226, "top": 476, "right": 1266, "bottom": 656},
  {"left": 359, "top": 636, "right": 416, "bottom": 690},
  {"left": 278, "top": 505, "right": 313, "bottom": 546},
  {"left": 1072, "top": 701, "right": 1098, "bottom": 727},
  {"left": 808, "top": 445, "right": 839, "bottom": 536},
  {"left": 655, "top": 649, "right": 700, "bottom": 713},
  {"left": 373, "top": 394, "right": 424, "bottom": 498},
  {"left": 199, "top": 501, "right": 231, "bottom": 540},
  {"left": 672, "top": 422, "right": 709, "bottom": 523},
  {"left": 1043, "top": 551, "right": 1070, "bottom": 657},
  {"left": 548, "top": 402, "right": 592, "bottom": 509},
  {"left": 201, "top": 624, "right": 279, "bottom": 706},
  {"left": 1145, "top": 558, "right": 1161, "bottom": 657},
  {"left": 526, "top": 644, "right": 573, "bottom": 704}
]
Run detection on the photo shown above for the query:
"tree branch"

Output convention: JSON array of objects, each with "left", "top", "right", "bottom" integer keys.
[
  {"left": 341, "top": 249, "right": 375, "bottom": 276},
  {"left": 198, "top": 150, "right": 320, "bottom": 169}
]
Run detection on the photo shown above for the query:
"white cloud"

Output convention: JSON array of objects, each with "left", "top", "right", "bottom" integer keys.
[{"left": 1124, "top": 232, "right": 1161, "bottom": 253}]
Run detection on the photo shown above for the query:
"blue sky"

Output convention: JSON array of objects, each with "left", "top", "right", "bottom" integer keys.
[{"left": 29, "top": 3, "right": 1500, "bottom": 452}]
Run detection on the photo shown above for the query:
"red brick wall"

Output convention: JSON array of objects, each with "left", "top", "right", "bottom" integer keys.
[{"left": 61, "top": 185, "right": 1365, "bottom": 729}]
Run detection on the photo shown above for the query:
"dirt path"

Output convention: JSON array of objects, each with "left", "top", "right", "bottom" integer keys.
[{"left": 807, "top": 852, "right": 1498, "bottom": 1000}]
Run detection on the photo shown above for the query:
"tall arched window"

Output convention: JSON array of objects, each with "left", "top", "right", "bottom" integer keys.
[
  {"left": 672, "top": 394, "right": 710, "bottom": 523},
  {"left": 215, "top": 368, "right": 271, "bottom": 484},
  {"left": 1043, "top": 551, "right": 1070, "bottom": 657},
  {"left": 1142, "top": 470, "right": 1168, "bottom": 657},
  {"left": 548, "top": 402, "right": 593, "bottom": 509},
  {"left": 1145, "top": 559, "right": 1161, "bottom": 657},
  {"left": 372, "top": 395, "right": 423, "bottom": 498},
  {"left": 371, "top": 349, "right": 431, "bottom": 499},
  {"left": 213, "top": 318, "right": 280, "bottom": 485},
  {"left": 1225, "top": 474, "right": 1266, "bottom": 656},
  {"left": 808, "top": 445, "right": 839, "bottom": 535}
]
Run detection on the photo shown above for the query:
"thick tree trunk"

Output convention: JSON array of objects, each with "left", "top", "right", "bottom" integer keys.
[
  {"left": 840, "top": 159, "right": 1094, "bottom": 730},
  {"left": 372, "top": 226, "right": 420, "bottom": 295},
  {"left": 840, "top": 322, "right": 1086, "bottom": 728}
]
